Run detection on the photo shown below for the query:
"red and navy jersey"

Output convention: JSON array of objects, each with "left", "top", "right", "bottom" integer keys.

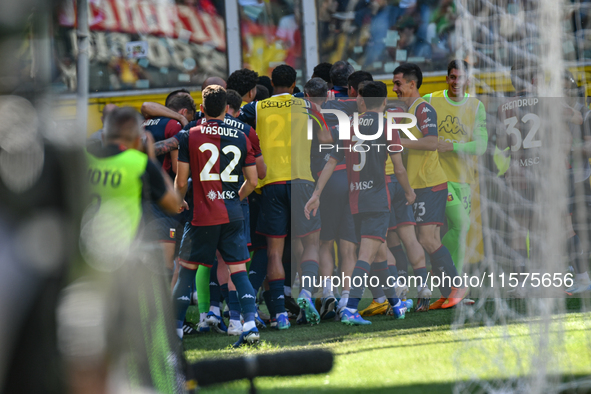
[
  {"left": 331, "top": 111, "right": 402, "bottom": 215},
  {"left": 143, "top": 116, "right": 183, "bottom": 177},
  {"left": 238, "top": 100, "right": 257, "bottom": 128},
  {"left": 178, "top": 119, "right": 256, "bottom": 226},
  {"left": 330, "top": 86, "right": 349, "bottom": 98},
  {"left": 315, "top": 98, "right": 358, "bottom": 177},
  {"left": 182, "top": 114, "right": 262, "bottom": 158}
]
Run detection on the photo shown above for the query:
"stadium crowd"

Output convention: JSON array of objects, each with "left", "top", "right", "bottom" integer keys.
[{"left": 86, "top": 58, "right": 591, "bottom": 348}]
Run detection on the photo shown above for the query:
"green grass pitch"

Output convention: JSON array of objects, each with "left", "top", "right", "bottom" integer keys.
[{"left": 183, "top": 298, "right": 591, "bottom": 393}]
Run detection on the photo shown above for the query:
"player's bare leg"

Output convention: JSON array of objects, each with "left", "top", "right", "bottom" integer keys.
[
  {"left": 336, "top": 239, "right": 357, "bottom": 313},
  {"left": 392, "top": 225, "right": 430, "bottom": 311}
]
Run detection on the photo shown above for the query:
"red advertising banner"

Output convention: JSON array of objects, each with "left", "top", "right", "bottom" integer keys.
[{"left": 59, "top": 0, "right": 226, "bottom": 52}]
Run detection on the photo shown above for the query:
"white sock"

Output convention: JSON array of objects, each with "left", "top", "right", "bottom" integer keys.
[
  {"left": 338, "top": 290, "right": 350, "bottom": 309},
  {"left": 322, "top": 285, "right": 334, "bottom": 298},
  {"left": 199, "top": 312, "right": 207, "bottom": 322},
  {"left": 298, "top": 289, "right": 312, "bottom": 299},
  {"left": 176, "top": 328, "right": 183, "bottom": 339},
  {"left": 243, "top": 321, "right": 256, "bottom": 331},
  {"left": 230, "top": 319, "right": 242, "bottom": 327},
  {"left": 375, "top": 296, "right": 387, "bottom": 304},
  {"left": 276, "top": 311, "right": 288, "bottom": 319},
  {"left": 344, "top": 307, "right": 357, "bottom": 314},
  {"left": 209, "top": 306, "right": 221, "bottom": 316},
  {"left": 575, "top": 272, "right": 591, "bottom": 283},
  {"left": 284, "top": 285, "right": 292, "bottom": 297}
]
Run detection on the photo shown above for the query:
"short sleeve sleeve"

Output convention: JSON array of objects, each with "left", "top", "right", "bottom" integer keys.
[
  {"left": 177, "top": 130, "right": 190, "bottom": 163},
  {"left": 247, "top": 126, "right": 262, "bottom": 157},
  {"left": 415, "top": 102, "right": 438, "bottom": 137},
  {"left": 243, "top": 135, "right": 256, "bottom": 167}
]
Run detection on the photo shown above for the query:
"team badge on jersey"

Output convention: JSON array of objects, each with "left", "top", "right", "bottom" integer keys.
[
  {"left": 447, "top": 194, "right": 454, "bottom": 202},
  {"left": 169, "top": 228, "right": 176, "bottom": 239}
]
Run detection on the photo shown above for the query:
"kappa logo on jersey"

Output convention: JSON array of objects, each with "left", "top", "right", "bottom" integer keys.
[
  {"left": 241, "top": 294, "right": 256, "bottom": 299},
  {"left": 441, "top": 115, "right": 467, "bottom": 135},
  {"left": 261, "top": 99, "right": 304, "bottom": 109},
  {"left": 421, "top": 106, "right": 431, "bottom": 114},
  {"left": 209, "top": 282, "right": 218, "bottom": 286},
  {"left": 207, "top": 190, "right": 237, "bottom": 201},
  {"left": 350, "top": 180, "right": 374, "bottom": 191},
  {"left": 177, "top": 296, "right": 190, "bottom": 301}
]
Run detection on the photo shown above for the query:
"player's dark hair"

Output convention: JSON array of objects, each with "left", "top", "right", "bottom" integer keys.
[
  {"left": 312, "top": 62, "right": 332, "bottom": 84},
  {"left": 166, "top": 94, "right": 196, "bottom": 117},
  {"left": 272, "top": 64, "right": 297, "bottom": 88},
  {"left": 202, "top": 85, "right": 227, "bottom": 118},
  {"left": 255, "top": 84, "right": 270, "bottom": 101},
  {"left": 304, "top": 77, "right": 328, "bottom": 98},
  {"left": 447, "top": 60, "right": 469, "bottom": 75},
  {"left": 393, "top": 63, "right": 423, "bottom": 89},
  {"left": 348, "top": 71, "right": 373, "bottom": 91},
  {"left": 258, "top": 76, "right": 274, "bottom": 96},
  {"left": 104, "top": 107, "right": 143, "bottom": 142},
  {"left": 330, "top": 61, "right": 354, "bottom": 87},
  {"left": 226, "top": 89, "right": 243, "bottom": 112},
  {"left": 227, "top": 69, "right": 259, "bottom": 97},
  {"left": 359, "top": 81, "right": 388, "bottom": 110},
  {"left": 165, "top": 89, "right": 190, "bottom": 106}
]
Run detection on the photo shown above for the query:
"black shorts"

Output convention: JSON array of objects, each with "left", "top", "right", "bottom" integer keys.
[
  {"left": 413, "top": 184, "right": 447, "bottom": 226},
  {"left": 387, "top": 175, "right": 416, "bottom": 230},
  {"left": 319, "top": 170, "right": 356, "bottom": 243},
  {"left": 179, "top": 221, "right": 250, "bottom": 269},
  {"left": 292, "top": 181, "right": 321, "bottom": 238},
  {"left": 256, "top": 183, "right": 291, "bottom": 238},
  {"left": 353, "top": 212, "right": 389, "bottom": 243},
  {"left": 248, "top": 192, "right": 267, "bottom": 250}
]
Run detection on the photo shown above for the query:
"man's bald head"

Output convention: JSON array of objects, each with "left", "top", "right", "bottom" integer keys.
[
  {"left": 103, "top": 107, "right": 144, "bottom": 143},
  {"left": 202, "top": 77, "right": 227, "bottom": 90},
  {"left": 101, "top": 103, "right": 118, "bottom": 124}
]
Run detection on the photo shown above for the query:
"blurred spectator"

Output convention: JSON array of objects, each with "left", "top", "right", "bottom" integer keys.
[
  {"left": 329, "top": 61, "right": 354, "bottom": 97},
  {"left": 87, "top": 104, "right": 118, "bottom": 148},
  {"left": 393, "top": 15, "right": 431, "bottom": 62}
]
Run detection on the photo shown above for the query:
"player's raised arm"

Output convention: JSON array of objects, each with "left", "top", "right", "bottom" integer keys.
[
  {"left": 304, "top": 156, "right": 338, "bottom": 219},
  {"left": 142, "top": 101, "right": 189, "bottom": 127}
]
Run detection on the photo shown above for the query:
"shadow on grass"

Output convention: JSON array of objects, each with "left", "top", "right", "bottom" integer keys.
[{"left": 200, "top": 373, "right": 591, "bottom": 394}]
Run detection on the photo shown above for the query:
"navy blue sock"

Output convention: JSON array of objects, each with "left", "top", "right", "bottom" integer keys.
[
  {"left": 262, "top": 290, "right": 276, "bottom": 317},
  {"left": 231, "top": 271, "right": 257, "bottom": 323},
  {"left": 430, "top": 245, "right": 458, "bottom": 297},
  {"left": 568, "top": 234, "right": 587, "bottom": 274},
  {"left": 369, "top": 261, "right": 387, "bottom": 299},
  {"left": 209, "top": 265, "right": 221, "bottom": 309},
  {"left": 220, "top": 283, "right": 229, "bottom": 310},
  {"left": 346, "top": 260, "right": 371, "bottom": 310},
  {"left": 372, "top": 261, "right": 398, "bottom": 304},
  {"left": 248, "top": 249, "right": 268, "bottom": 291},
  {"left": 229, "top": 291, "right": 241, "bottom": 321},
  {"left": 300, "top": 260, "right": 320, "bottom": 295},
  {"left": 385, "top": 264, "right": 400, "bottom": 304},
  {"left": 269, "top": 278, "right": 286, "bottom": 314},
  {"left": 414, "top": 267, "right": 428, "bottom": 288},
  {"left": 390, "top": 245, "right": 409, "bottom": 280},
  {"left": 172, "top": 266, "right": 196, "bottom": 323}
]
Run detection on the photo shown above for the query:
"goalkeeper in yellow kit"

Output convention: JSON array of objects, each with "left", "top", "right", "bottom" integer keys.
[{"left": 424, "top": 60, "right": 488, "bottom": 275}]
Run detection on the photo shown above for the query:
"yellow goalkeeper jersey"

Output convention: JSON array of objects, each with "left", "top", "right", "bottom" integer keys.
[{"left": 424, "top": 90, "right": 487, "bottom": 184}]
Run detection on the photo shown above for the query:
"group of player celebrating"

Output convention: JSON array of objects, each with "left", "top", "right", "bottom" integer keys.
[{"left": 86, "top": 57, "right": 591, "bottom": 348}]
